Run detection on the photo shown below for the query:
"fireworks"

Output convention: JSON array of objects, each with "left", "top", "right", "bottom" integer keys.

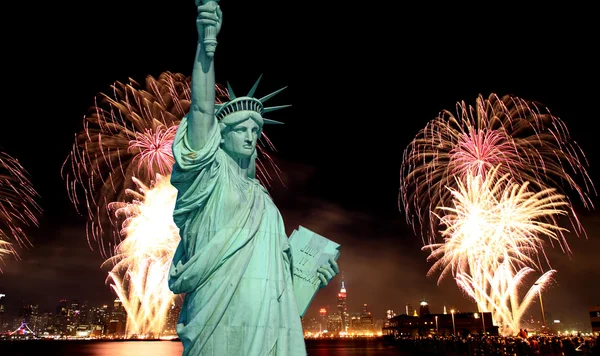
[
  {"left": 0, "top": 240, "right": 10, "bottom": 259},
  {"left": 104, "top": 174, "right": 180, "bottom": 336},
  {"left": 0, "top": 152, "right": 41, "bottom": 263},
  {"left": 426, "top": 166, "right": 569, "bottom": 281},
  {"left": 400, "top": 93, "right": 595, "bottom": 245},
  {"left": 423, "top": 166, "right": 567, "bottom": 334},
  {"left": 62, "top": 72, "right": 198, "bottom": 257},
  {"left": 400, "top": 93, "right": 595, "bottom": 336},
  {"left": 456, "top": 264, "right": 556, "bottom": 336}
]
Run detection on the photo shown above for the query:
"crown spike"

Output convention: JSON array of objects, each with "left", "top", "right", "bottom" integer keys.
[
  {"left": 263, "top": 118, "right": 284, "bottom": 125},
  {"left": 247, "top": 74, "right": 263, "bottom": 98},
  {"left": 263, "top": 104, "right": 291, "bottom": 114},
  {"left": 259, "top": 87, "right": 287, "bottom": 104},
  {"left": 226, "top": 82, "right": 236, "bottom": 100}
]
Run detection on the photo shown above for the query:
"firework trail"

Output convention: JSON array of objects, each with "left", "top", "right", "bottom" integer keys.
[
  {"left": 104, "top": 173, "right": 179, "bottom": 336},
  {"left": 0, "top": 152, "right": 42, "bottom": 264},
  {"left": 400, "top": 93, "right": 595, "bottom": 246},
  {"left": 423, "top": 166, "right": 568, "bottom": 334},
  {"left": 457, "top": 263, "right": 555, "bottom": 336}
]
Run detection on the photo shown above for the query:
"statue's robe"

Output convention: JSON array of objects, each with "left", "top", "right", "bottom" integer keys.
[{"left": 168, "top": 116, "right": 306, "bottom": 356}]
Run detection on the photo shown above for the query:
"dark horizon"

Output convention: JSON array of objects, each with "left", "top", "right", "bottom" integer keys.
[{"left": 1, "top": 2, "right": 598, "bottom": 329}]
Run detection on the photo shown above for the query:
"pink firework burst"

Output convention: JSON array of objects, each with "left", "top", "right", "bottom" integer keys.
[
  {"left": 400, "top": 93, "right": 596, "bottom": 245},
  {"left": 129, "top": 126, "right": 178, "bottom": 177},
  {"left": 450, "top": 129, "right": 522, "bottom": 178}
]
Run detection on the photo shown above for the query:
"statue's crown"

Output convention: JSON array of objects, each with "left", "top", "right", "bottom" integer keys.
[{"left": 215, "top": 74, "right": 289, "bottom": 125}]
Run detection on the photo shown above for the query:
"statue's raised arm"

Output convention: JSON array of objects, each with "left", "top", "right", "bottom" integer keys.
[{"left": 187, "top": 0, "right": 222, "bottom": 151}]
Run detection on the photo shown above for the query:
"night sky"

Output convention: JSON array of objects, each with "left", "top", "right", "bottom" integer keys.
[{"left": 2, "top": 2, "right": 598, "bottom": 328}]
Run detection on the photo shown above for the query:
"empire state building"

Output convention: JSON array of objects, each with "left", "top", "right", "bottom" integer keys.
[{"left": 337, "top": 279, "right": 348, "bottom": 332}]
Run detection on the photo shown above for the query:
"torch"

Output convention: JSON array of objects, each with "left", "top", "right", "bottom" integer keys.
[{"left": 197, "top": 0, "right": 221, "bottom": 58}]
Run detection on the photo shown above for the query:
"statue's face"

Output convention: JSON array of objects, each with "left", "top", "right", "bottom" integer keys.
[{"left": 222, "top": 118, "right": 260, "bottom": 159}]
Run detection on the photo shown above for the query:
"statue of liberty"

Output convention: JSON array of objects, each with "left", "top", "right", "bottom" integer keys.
[{"left": 167, "top": 1, "right": 339, "bottom": 355}]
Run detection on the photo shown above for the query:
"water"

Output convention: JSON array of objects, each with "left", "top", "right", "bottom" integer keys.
[{"left": 0, "top": 338, "right": 406, "bottom": 355}]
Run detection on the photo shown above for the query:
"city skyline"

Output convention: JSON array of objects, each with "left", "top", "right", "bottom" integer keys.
[
  {"left": 2, "top": 278, "right": 593, "bottom": 336},
  {"left": 0, "top": 284, "right": 577, "bottom": 324},
  {"left": 4, "top": 295, "right": 592, "bottom": 340},
  {"left": 1, "top": 268, "right": 596, "bottom": 331},
  {"left": 1, "top": 0, "right": 598, "bottom": 332}
]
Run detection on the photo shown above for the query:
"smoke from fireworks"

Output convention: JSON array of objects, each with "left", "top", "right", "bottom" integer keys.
[
  {"left": 400, "top": 93, "right": 595, "bottom": 246},
  {"left": 0, "top": 152, "right": 42, "bottom": 264}
]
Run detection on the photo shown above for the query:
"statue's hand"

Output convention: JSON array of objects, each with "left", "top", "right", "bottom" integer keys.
[
  {"left": 316, "top": 256, "right": 339, "bottom": 289},
  {"left": 196, "top": 1, "right": 223, "bottom": 38}
]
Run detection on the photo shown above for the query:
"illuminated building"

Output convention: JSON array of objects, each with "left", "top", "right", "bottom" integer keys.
[
  {"left": 337, "top": 279, "right": 348, "bottom": 332},
  {"left": 56, "top": 299, "right": 68, "bottom": 316},
  {"left": 164, "top": 299, "right": 182, "bottom": 335},
  {"left": 419, "top": 300, "right": 430, "bottom": 317},
  {"left": 82, "top": 305, "right": 109, "bottom": 335},
  {"left": 100, "top": 304, "right": 110, "bottom": 329},
  {"left": 383, "top": 311, "right": 498, "bottom": 338},
  {"left": 54, "top": 299, "right": 68, "bottom": 334},
  {"left": 37, "top": 312, "right": 53, "bottom": 333},
  {"left": 405, "top": 304, "right": 414, "bottom": 317},
  {"left": 109, "top": 298, "right": 126, "bottom": 336},
  {"left": 301, "top": 316, "right": 320, "bottom": 333},
  {"left": 319, "top": 308, "right": 327, "bottom": 332},
  {"left": 68, "top": 300, "right": 80, "bottom": 317},
  {"left": 350, "top": 303, "right": 374, "bottom": 334},
  {"left": 67, "top": 300, "right": 81, "bottom": 333},
  {"left": 327, "top": 313, "right": 343, "bottom": 333},
  {"left": 24, "top": 303, "right": 42, "bottom": 332}
]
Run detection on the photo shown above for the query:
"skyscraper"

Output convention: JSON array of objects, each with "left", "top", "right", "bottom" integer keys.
[
  {"left": 337, "top": 279, "right": 348, "bottom": 332},
  {"left": 56, "top": 299, "right": 68, "bottom": 316},
  {"left": 68, "top": 300, "right": 81, "bottom": 332},
  {"left": 55, "top": 299, "right": 68, "bottom": 334},
  {"left": 319, "top": 308, "right": 327, "bottom": 332},
  {"left": 109, "top": 298, "right": 126, "bottom": 336},
  {"left": 165, "top": 299, "right": 182, "bottom": 335},
  {"left": 18, "top": 301, "right": 35, "bottom": 323}
]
